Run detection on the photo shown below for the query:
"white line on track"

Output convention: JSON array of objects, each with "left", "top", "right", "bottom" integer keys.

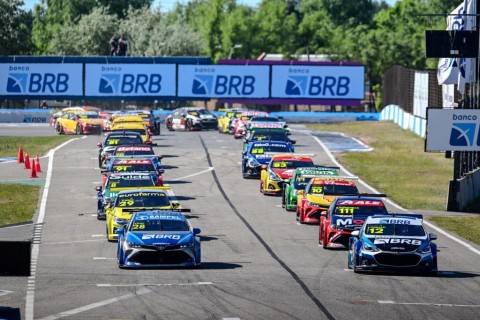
[
  {"left": 304, "top": 131, "right": 480, "bottom": 257},
  {"left": 377, "top": 300, "right": 480, "bottom": 308},
  {"left": 0, "top": 290, "right": 13, "bottom": 297},
  {"left": 41, "top": 239, "right": 105, "bottom": 245},
  {"left": 97, "top": 282, "right": 213, "bottom": 287},
  {"left": 37, "top": 287, "right": 151, "bottom": 320},
  {"left": 26, "top": 138, "right": 80, "bottom": 320},
  {"left": 93, "top": 257, "right": 115, "bottom": 260},
  {"left": 171, "top": 167, "right": 214, "bottom": 181}
]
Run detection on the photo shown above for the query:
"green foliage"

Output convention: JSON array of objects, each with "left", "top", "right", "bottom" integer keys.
[{"left": 0, "top": 0, "right": 34, "bottom": 55}]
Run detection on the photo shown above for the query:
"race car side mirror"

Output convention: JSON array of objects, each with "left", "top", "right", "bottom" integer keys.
[
  {"left": 297, "top": 190, "right": 304, "bottom": 196},
  {"left": 261, "top": 164, "right": 267, "bottom": 170},
  {"left": 351, "top": 230, "right": 360, "bottom": 237},
  {"left": 284, "top": 178, "right": 291, "bottom": 183},
  {"left": 193, "top": 228, "right": 201, "bottom": 235},
  {"left": 429, "top": 233, "right": 437, "bottom": 241},
  {"left": 95, "top": 186, "right": 102, "bottom": 192},
  {"left": 157, "top": 155, "right": 163, "bottom": 160},
  {"left": 116, "top": 228, "right": 125, "bottom": 235},
  {"left": 290, "top": 140, "right": 296, "bottom": 144},
  {"left": 320, "top": 210, "right": 327, "bottom": 216},
  {"left": 97, "top": 142, "right": 102, "bottom": 148}
]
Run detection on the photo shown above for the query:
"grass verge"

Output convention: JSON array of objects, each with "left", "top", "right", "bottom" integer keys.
[
  {"left": 0, "top": 184, "right": 40, "bottom": 225},
  {"left": 0, "top": 136, "right": 73, "bottom": 158},
  {"left": 307, "top": 121, "right": 480, "bottom": 246}
]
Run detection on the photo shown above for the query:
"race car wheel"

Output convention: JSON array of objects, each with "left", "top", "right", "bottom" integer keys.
[
  {"left": 76, "top": 124, "right": 83, "bottom": 135},
  {"left": 166, "top": 119, "right": 174, "bottom": 131},
  {"left": 260, "top": 181, "right": 264, "bottom": 193},
  {"left": 186, "top": 119, "right": 193, "bottom": 131},
  {"left": 353, "top": 255, "right": 360, "bottom": 273},
  {"left": 56, "top": 124, "right": 64, "bottom": 135}
]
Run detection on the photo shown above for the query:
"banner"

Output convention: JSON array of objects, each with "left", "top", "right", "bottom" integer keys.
[
  {"left": 413, "top": 71, "right": 428, "bottom": 118},
  {"left": 271, "top": 65, "right": 364, "bottom": 99},
  {"left": 177, "top": 65, "right": 269, "bottom": 98},
  {"left": 458, "top": 0, "right": 476, "bottom": 94},
  {"left": 442, "top": 84, "right": 455, "bottom": 108},
  {"left": 0, "top": 63, "right": 83, "bottom": 96},
  {"left": 85, "top": 64, "right": 176, "bottom": 97}
]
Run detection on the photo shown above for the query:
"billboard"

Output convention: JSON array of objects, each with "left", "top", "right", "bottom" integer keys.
[
  {"left": 426, "top": 108, "right": 480, "bottom": 151},
  {"left": 177, "top": 65, "right": 269, "bottom": 98},
  {"left": 271, "top": 65, "right": 364, "bottom": 99},
  {"left": 85, "top": 64, "right": 176, "bottom": 97},
  {"left": 0, "top": 63, "right": 83, "bottom": 96}
]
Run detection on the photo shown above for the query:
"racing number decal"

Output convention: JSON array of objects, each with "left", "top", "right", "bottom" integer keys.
[
  {"left": 252, "top": 148, "right": 264, "bottom": 154},
  {"left": 273, "top": 162, "right": 287, "bottom": 168},
  {"left": 132, "top": 222, "right": 145, "bottom": 230},
  {"left": 114, "top": 165, "right": 131, "bottom": 172},
  {"left": 337, "top": 206, "right": 355, "bottom": 214},
  {"left": 311, "top": 186, "right": 323, "bottom": 194},
  {"left": 118, "top": 199, "right": 134, "bottom": 207},
  {"left": 108, "top": 139, "right": 120, "bottom": 145},
  {"left": 116, "top": 153, "right": 125, "bottom": 156},
  {"left": 368, "top": 226, "right": 385, "bottom": 234},
  {"left": 296, "top": 176, "right": 305, "bottom": 182}
]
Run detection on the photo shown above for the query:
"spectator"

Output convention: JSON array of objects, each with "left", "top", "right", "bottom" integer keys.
[
  {"left": 109, "top": 35, "right": 118, "bottom": 56},
  {"left": 117, "top": 35, "right": 128, "bottom": 56},
  {"left": 40, "top": 101, "right": 48, "bottom": 109}
]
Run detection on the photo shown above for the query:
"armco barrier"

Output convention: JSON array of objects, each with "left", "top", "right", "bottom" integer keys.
[{"left": 0, "top": 109, "right": 380, "bottom": 123}]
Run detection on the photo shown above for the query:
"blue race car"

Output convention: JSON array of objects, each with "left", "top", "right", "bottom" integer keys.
[
  {"left": 348, "top": 214, "right": 438, "bottom": 274},
  {"left": 117, "top": 210, "right": 201, "bottom": 268},
  {"left": 242, "top": 140, "right": 295, "bottom": 178}
]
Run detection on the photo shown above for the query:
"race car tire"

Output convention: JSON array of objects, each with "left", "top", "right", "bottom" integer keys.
[
  {"left": 76, "top": 124, "right": 83, "bottom": 135},
  {"left": 186, "top": 119, "right": 194, "bottom": 131},
  {"left": 260, "top": 181, "right": 264, "bottom": 193},
  {"left": 56, "top": 124, "right": 64, "bottom": 135},
  {"left": 353, "top": 255, "right": 360, "bottom": 273},
  {"left": 166, "top": 119, "right": 174, "bottom": 131}
]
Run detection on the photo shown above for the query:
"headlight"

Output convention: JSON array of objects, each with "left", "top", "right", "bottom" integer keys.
[
  {"left": 417, "top": 245, "right": 431, "bottom": 253},
  {"left": 362, "top": 243, "right": 380, "bottom": 252},
  {"left": 114, "top": 217, "right": 129, "bottom": 225},
  {"left": 180, "top": 241, "right": 195, "bottom": 248},
  {"left": 126, "top": 241, "right": 142, "bottom": 248},
  {"left": 268, "top": 170, "right": 281, "bottom": 181},
  {"left": 247, "top": 157, "right": 260, "bottom": 167}
]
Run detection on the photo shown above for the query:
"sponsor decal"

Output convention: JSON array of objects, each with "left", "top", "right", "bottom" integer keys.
[
  {"left": 336, "top": 218, "right": 365, "bottom": 226},
  {"left": 374, "top": 238, "right": 422, "bottom": 245},
  {"left": 136, "top": 215, "right": 183, "bottom": 220},
  {"left": 337, "top": 200, "right": 384, "bottom": 206},
  {"left": 142, "top": 234, "right": 181, "bottom": 240},
  {"left": 379, "top": 219, "right": 411, "bottom": 224},
  {"left": 450, "top": 122, "right": 477, "bottom": 146}
]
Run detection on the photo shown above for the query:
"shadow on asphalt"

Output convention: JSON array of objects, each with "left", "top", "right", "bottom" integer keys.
[
  {"left": 166, "top": 180, "right": 192, "bottom": 185},
  {"left": 0, "top": 307, "right": 21, "bottom": 320}
]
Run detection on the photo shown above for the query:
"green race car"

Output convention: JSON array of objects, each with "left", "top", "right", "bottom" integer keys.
[{"left": 282, "top": 166, "right": 339, "bottom": 211}]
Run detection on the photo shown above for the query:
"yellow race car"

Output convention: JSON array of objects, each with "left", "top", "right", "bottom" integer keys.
[
  {"left": 56, "top": 110, "right": 104, "bottom": 135},
  {"left": 217, "top": 108, "right": 246, "bottom": 134},
  {"left": 111, "top": 115, "right": 152, "bottom": 144},
  {"left": 106, "top": 188, "right": 189, "bottom": 241}
]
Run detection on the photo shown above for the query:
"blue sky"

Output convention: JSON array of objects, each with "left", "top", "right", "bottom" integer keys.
[{"left": 23, "top": 0, "right": 398, "bottom": 13}]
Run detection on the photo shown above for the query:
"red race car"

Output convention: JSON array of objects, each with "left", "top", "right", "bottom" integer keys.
[
  {"left": 232, "top": 110, "right": 269, "bottom": 138},
  {"left": 296, "top": 177, "right": 359, "bottom": 224},
  {"left": 319, "top": 195, "right": 388, "bottom": 249}
]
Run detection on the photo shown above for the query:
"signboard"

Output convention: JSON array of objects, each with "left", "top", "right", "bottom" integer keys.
[
  {"left": 0, "top": 63, "right": 83, "bottom": 96},
  {"left": 271, "top": 65, "right": 364, "bottom": 99},
  {"left": 442, "top": 84, "right": 455, "bottom": 108},
  {"left": 85, "top": 64, "right": 176, "bottom": 97},
  {"left": 426, "top": 108, "right": 480, "bottom": 151},
  {"left": 177, "top": 65, "right": 269, "bottom": 98},
  {"left": 413, "top": 71, "right": 428, "bottom": 119}
]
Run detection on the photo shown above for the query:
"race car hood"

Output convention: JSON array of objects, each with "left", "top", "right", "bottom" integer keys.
[
  {"left": 306, "top": 194, "right": 336, "bottom": 206},
  {"left": 273, "top": 168, "right": 296, "bottom": 179},
  {"left": 366, "top": 235, "right": 427, "bottom": 252},
  {"left": 126, "top": 231, "right": 194, "bottom": 246},
  {"left": 105, "top": 186, "right": 160, "bottom": 199},
  {"left": 114, "top": 205, "right": 174, "bottom": 220}
]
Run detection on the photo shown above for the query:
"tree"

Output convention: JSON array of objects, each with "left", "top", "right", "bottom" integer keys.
[{"left": 0, "top": 0, "right": 34, "bottom": 55}]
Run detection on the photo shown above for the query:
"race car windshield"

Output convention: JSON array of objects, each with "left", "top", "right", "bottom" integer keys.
[
  {"left": 106, "top": 177, "right": 155, "bottom": 188},
  {"left": 334, "top": 205, "right": 388, "bottom": 215},
  {"left": 79, "top": 114, "right": 100, "bottom": 119},
  {"left": 250, "top": 117, "right": 279, "bottom": 122},
  {"left": 105, "top": 136, "right": 143, "bottom": 146},
  {"left": 114, "top": 129, "right": 146, "bottom": 136},
  {"left": 272, "top": 160, "right": 314, "bottom": 169},
  {"left": 112, "top": 163, "right": 156, "bottom": 173},
  {"left": 309, "top": 184, "right": 358, "bottom": 195},
  {"left": 114, "top": 149, "right": 154, "bottom": 156},
  {"left": 251, "top": 133, "right": 288, "bottom": 141},
  {"left": 253, "top": 145, "right": 290, "bottom": 153},
  {"left": 365, "top": 224, "right": 426, "bottom": 237},
  {"left": 115, "top": 194, "right": 170, "bottom": 207},
  {"left": 130, "top": 219, "right": 190, "bottom": 232}
]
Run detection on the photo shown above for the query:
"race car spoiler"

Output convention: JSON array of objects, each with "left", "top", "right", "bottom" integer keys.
[
  {"left": 264, "top": 152, "right": 315, "bottom": 157},
  {"left": 355, "top": 193, "right": 387, "bottom": 198},
  {"left": 350, "top": 213, "right": 423, "bottom": 225},
  {"left": 312, "top": 175, "right": 359, "bottom": 181},
  {"left": 105, "top": 155, "right": 163, "bottom": 162},
  {"left": 121, "top": 207, "right": 191, "bottom": 213}
]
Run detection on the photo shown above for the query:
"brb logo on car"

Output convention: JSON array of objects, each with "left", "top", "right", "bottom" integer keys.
[
  {"left": 7, "top": 68, "right": 69, "bottom": 93},
  {"left": 192, "top": 67, "right": 255, "bottom": 96},
  {"left": 99, "top": 66, "right": 162, "bottom": 94},
  {"left": 449, "top": 114, "right": 479, "bottom": 146}
]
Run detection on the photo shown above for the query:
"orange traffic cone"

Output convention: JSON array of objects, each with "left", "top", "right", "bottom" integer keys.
[
  {"left": 17, "top": 145, "right": 24, "bottom": 163},
  {"left": 35, "top": 154, "right": 42, "bottom": 172},
  {"left": 30, "top": 158, "right": 38, "bottom": 178},
  {"left": 24, "top": 152, "right": 31, "bottom": 169}
]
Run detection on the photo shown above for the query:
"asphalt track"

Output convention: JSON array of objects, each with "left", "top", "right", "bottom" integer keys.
[{"left": 0, "top": 124, "right": 480, "bottom": 320}]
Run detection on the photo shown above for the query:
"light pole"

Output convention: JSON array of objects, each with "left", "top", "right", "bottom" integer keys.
[{"left": 228, "top": 44, "right": 242, "bottom": 59}]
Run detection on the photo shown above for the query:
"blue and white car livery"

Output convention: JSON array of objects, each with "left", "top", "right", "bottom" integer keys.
[
  {"left": 348, "top": 214, "right": 437, "bottom": 274},
  {"left": 242, "top": 141, "right": 295, "bottom": 178},
  {"left": 117, "top": 210, "right": 201, "bottom": 268}
]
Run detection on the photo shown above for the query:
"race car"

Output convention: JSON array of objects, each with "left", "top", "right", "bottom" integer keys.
[
  {"left": 117, "top": 210, "right": 201, "bottom": 268},
  {"left": 296, "top": 176, "right": 359, "bottom": 224},
  {"left": 101, "top": 158, "right": 165, "bottom": 186},
  {"left": 282, "top": 166, "right": 340, "bottom": 211},
  {"left": 166, "top": 107, "right": 218, "bottom": 131},
  {"left": 232, "top": 110, "right": 269, "bottom": 138},
  {"left": 95, "top": 172, "right": 158, "bottom": 220},
  {"left": 102, "top": 145, "right": 159, "bottom": 168},
  {"left": 106, "top": 189, "right": 189, "bottom": 241},
  {"left": 319, "top": 195, "right": 388, "bottom": 249},
  {"left": 242, "top": 141, "right": 295, "bottom": 179},
  {"left": 217, "top": 108, "right": 246, "bottom": 133},
  {"left": 97, "top": 131, "right": 145, "bottom": 168},
  {"left": 123, "top": 110, "right": 161, "bottom": 135},
  {"left": 348, "top": 214, "right": 438, "bottom": 274},
  {"left": 243, "top": 124, "right": 294, "bottom": 148},
  {"left": 259, "top": 154, "right": 315, "bottom": 195},
  {"left": 246, "top": 116, "right": 290, "bottom": 134},
  {"left": 111, "top": 116, "right": 152, "bottom": 144},
  {"left": 55, "top": 111, "right": 104, "bottom": 135}
]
